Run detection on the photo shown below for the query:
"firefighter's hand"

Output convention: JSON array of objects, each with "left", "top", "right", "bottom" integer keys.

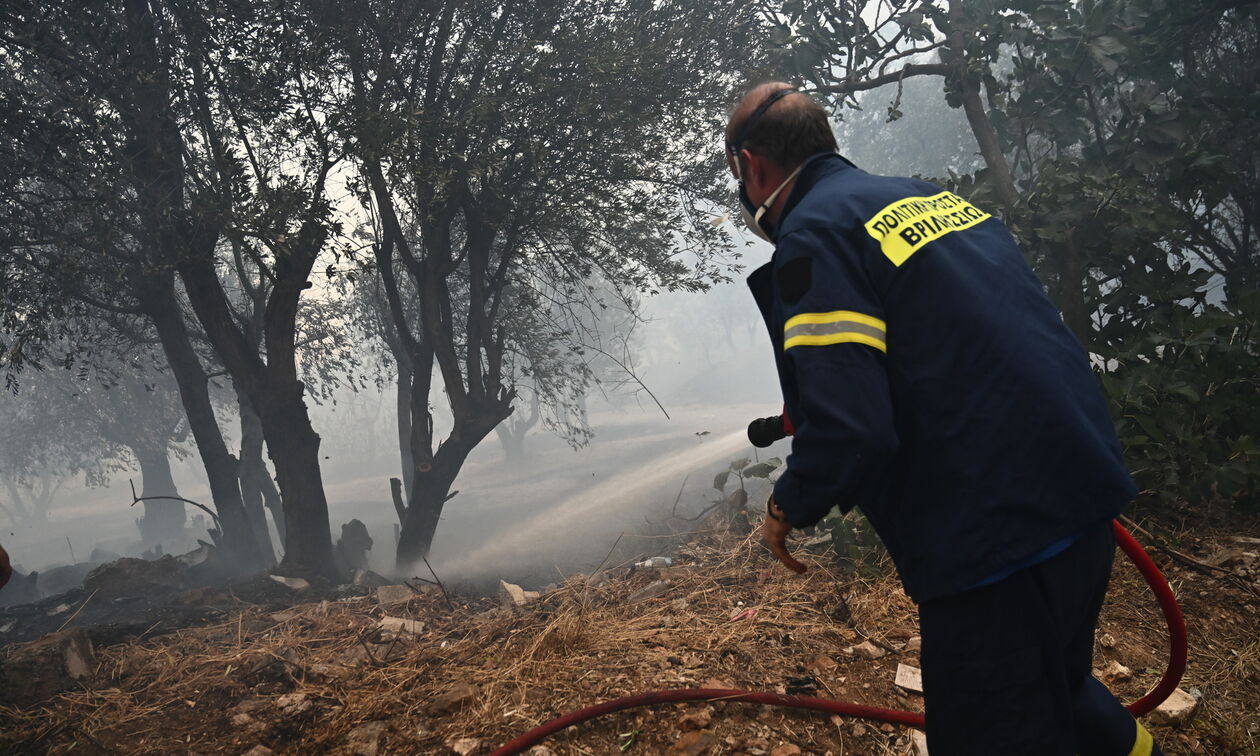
[{"left": 763, "top": 498, "right": 806, "bottom": 574}]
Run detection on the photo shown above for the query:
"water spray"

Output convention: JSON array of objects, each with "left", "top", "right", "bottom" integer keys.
[{"left": 486, "top": 416, "right": 1188, "bottom": 755}]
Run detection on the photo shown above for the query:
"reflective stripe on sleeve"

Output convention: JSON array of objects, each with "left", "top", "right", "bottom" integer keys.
[
  {"left": 783, "top": 310, "right": 887, "bottom": 353},
  {"left": 1127, "top": 720, "right": 1154, "bottom": 756}
]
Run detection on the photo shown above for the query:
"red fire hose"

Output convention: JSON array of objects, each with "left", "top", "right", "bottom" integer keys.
[{"left": 488, "top": 520, "right": 1187, "bottom": 756}]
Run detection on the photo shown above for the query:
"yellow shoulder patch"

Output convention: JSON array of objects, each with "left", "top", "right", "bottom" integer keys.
[{"left": 863, "top": 190, "right": 992, "bottom": 267}]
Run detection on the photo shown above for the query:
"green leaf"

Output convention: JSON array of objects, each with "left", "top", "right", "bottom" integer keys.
[
  {"left": 713, "top": 471, "right": 730, "bottom": 491},
  {"left": 743, "top": 462, "right": 777, "bottom": 478}
]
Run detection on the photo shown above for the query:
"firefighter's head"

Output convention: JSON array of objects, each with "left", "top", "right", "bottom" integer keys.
[{"left": 725, "top": 83, "right": 837, "bottom": 241}]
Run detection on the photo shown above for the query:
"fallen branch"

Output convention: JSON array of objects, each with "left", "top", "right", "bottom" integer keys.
[{"left": 128, "top": 479, "right": 221, "bottom": 529}]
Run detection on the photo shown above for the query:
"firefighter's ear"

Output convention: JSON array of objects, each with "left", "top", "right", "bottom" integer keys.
[{"left": 777, "top": 256, "right": 812, "bottom": 304}]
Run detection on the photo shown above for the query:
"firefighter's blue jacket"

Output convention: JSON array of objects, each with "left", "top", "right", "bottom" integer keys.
[{"left": 748, "top": 153, "right": 1136, "bottom": 602}]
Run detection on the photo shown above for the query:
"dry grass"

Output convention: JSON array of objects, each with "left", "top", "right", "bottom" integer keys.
[{"left": 1, "top": 523, "right": 1257, "bottom": 755}]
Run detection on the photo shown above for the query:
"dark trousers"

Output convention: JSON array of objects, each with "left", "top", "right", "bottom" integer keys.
[{"left": 918, "top": 521, "right": 1160, "bottom": 755}]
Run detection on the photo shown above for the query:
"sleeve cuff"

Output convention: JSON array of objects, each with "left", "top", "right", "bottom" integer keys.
[{"left": 773, "top": 471, "right": 834, "bottom": 529}]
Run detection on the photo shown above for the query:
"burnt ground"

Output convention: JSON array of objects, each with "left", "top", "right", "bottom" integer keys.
[
  {"left": 0, "top": 510, "right": 1257, "bottom": 756},
  {"left": 0, "top": 568, "right": 352, "bottom": 648}
]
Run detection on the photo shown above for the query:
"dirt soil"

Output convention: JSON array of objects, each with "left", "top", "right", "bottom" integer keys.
[{"left": 1, "top": 517, "right": 1258, "bottom": 755}]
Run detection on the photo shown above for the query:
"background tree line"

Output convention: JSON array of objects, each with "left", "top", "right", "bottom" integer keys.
[
  {"left": 1, "top": 0, "right": 1254, "bottom": 581},
  {"left": 764, "top": 0, "right": 1259, "bottom": 511},
  {"left": 0, "top": 0, "right": 758, "bottom": 577}
]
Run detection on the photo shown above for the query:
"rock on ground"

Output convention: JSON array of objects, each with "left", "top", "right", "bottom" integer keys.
[
  {"left": 345, "top": 720, "right": 388, "bottom": 756},
  {"left": 499, "top": 580, "right": 540, "bottom": 607},
  {"left": 430, "top": 682, "right": 478, "bottom": 714},
  {"left": 628, "top": 580, "right": 671, "bottom": 603},
  {"left": 377, "top": 616, "right": 424, "bottom": 636},
  {"left": 1149, "top": 687, "right": 1200, "bottom": 726},
  {"left": 376, "top": 585, "right": 417, "bottom": 605},
  {"left": 1098, "top": 659, "right": 1132, "bottom": 685},
  {"left": 269, "top": 574, "right": 311, "bottom": 591},
  {"left": 0, "top": 627, "right": 96, "bottom": 706},
  {"left": 894, "top": 662, "right": 923, "bottom": 693},
  {"left": 669, "top": 729, "right": 716, "bottom": 755},
  {"left": 848, "top": 640, "right": 886, "bottom": 660}
]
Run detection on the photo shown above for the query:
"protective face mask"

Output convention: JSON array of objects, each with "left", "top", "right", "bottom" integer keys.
[{"left": 738, "top": 164, "right": 804, "bottom": 243}]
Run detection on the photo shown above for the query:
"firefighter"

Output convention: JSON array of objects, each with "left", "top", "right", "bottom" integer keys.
[{"left": 728, "top": 82, "right": 1160, "bottom": 755}]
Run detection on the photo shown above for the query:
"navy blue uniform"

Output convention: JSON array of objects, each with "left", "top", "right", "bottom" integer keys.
[
  {"left": 747, "top": 152, "right": 1136, "bottom": 602},
  {"left": 747, "top": 153, "right": 1157, "bottom": 755}
]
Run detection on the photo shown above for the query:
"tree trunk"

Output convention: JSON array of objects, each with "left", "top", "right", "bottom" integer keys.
[
  {"left": 395, "top": 362, "right": 415, "bottom": 503},
  {"left": 1057, "top": 227, "right": 1091, "bottom": 346},
  {"left": 255, "top": 386, "right": 336, "bottom": 579},
  {"left": 396, "top": 449, "right": 465, "bottom": 568},
  {"left": 132, "top": 443, "right": 186, "bottom": 547},
  {"left": 235, "top": 387, "right": 278, "bottom": 566},
  {"left": 143, "top": 280, "right": 263, "bottom": 573},
  {"left": 947, "top": 0, "right": 1020, "bottom": 214}
]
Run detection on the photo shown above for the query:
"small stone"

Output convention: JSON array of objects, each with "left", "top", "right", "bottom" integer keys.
[
  {"left": 527, "top": 747, "right": 557, "bottom": 756},
  {"left": 1099, "top": 632, "right": 1117, "bottom": 650},
  {"left": 1098, "top": 660, "right": 1132, "bottom": 685},
  {"left": 628, "top": 580, "right": 671, "bottom": 602},
  {"left": 847, "top": 640, "right": 886, "bottom": 660},
  {"left": 269, "top": 574, "right": 310, "bottom": 591},
  {"left": 850, "top": 722, "right": 867, "bottom": 737},
  {"left": 880, "top": 723, "right": 895, "bottom": 734},
  {"left": 809, "top": 655, "right": 838, "bottom": 671},
  {"left": 430, "top": 682, "right": 478, "bottom": 714},
  {"left": 679, "top": 706, "right": 713, "bottom": 730},
  {"left": 276, "top": 692, "right": 312, "bottom": 717},
  {"left": 447, "top": 736, "right": 480, "bottom": 755},
  {"left": 377, "top": 616, "right": 424, "bottom": 636},
  {"left": 242, "top": 747, "right": 275, "bottom": 756},
  {"left": 895, "top": 663, "right": 924, "bottom": 693},
  {"left": 769, "top": 745, "right": 801, "bottom": 756},
  {"left": 376, "top": 584, "right": 417, "bottom": 605},
  {"left": 1149, "top": 687, "right": 1199, "bottom": 726},
  {"left": 669, "top": 729, "right": 716, "bottom": 755},
  {"left": 346, "top": 720, "right": 388, "bottom": 756},
  {"left": 903, "top": 635, "right": 922, "bottom": 653},
  {"left": 499, "top": 580, "right": 540, "bottom": 607},
  {"left": 886, "top": 626, "right": 913, "bottom": 641},
  {"left": 910, "top": 729, "right": 930, "bottom": 755}
]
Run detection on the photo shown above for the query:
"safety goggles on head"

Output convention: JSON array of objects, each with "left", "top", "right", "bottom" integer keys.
[
  {"left": 726, "top": 87, "right": 798, "bottom": 177},
  {"left": 728, "top": 87, "right": 800, "bottom": 242}
]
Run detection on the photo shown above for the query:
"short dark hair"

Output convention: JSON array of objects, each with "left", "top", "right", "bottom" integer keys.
[{"left": 731, "top": 88, "right": 837, "bottom": 170}]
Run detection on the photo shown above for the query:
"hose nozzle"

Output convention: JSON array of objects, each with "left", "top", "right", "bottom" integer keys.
[{"left": 747, "top": 415, "right": 789, "bottom": 448}]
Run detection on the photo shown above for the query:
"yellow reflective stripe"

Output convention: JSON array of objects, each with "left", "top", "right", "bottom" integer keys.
[
  {"left": 784, "top": 310, "right": 886, "bottom": 332},
  {"left": 784, "top": 331, "right": 887, "bottom": 353},
  {"left": 1128, "top": 720, "right": 1154, "bottom": 756},
  {"left": 864, "top": 190, "right": 992, "bottom": 267}
]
